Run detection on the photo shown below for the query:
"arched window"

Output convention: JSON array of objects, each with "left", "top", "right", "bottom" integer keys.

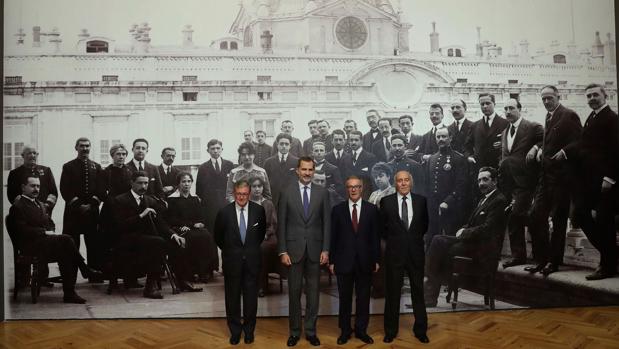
[
  {"left": 553, "top": 54, "right": 566, "bottom": 64},
  {"left": 86, "top": 40, "right": 108, "bottom": 53},
  {"left": 455, "top": 48, "right": 462, "bottom": 57},
  {"left": 220, "top": 41, "right": 228, "bottom": 50},
  {"left": 230, "top": 41, "right": 238, "bottom": 50},
  {"left": 244, "top": 26, "right": 253, "bottom": 47},
  {"left": 447, "top": 48, "right": 453, "bottom": 57}
]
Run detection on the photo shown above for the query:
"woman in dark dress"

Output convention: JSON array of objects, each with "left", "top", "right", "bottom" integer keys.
[
  {"left": 165, "top": 172, "right": 219, "bottom": 286},
  {"left": 249, "top": 176, "right": 278, "bottom": 296}
]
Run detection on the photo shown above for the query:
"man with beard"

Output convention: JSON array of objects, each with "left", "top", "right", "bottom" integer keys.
[
  {"left": 302, "top": 120, "right": 320, "bottom": 156},
  {"left": 526, "top": 85, "right": 582, "bottom": 276},
  {"left": 417, "top": 104, "right": 448, "bottom": 163},
  {"left": 563, "top": 83, "right": 618, "bottom": 280},
  {"left": 387, "top": 134, "right": 426, "bottom": 196},
  {"left": 7, "top": 145, "right": 58, "bottom": 214},
  {"left": 425, "top": 128, "right": 467, "bottom": 249},
  {"left": 362, "top": 109, "right": 382, "bottom": 151},
  {"left": 157, "top": 147, "right": 180, "bottom": 197},
  {"left": 60, "top": 137, "right": 106, "bottom": 276},
  {"left": 424, "top": 167, "right": 507, "bottom": 307},
  {"left": 499, "top": 99, "right": 543, "bottom": 268},
  {"left": 371, "top": 118, "right": 393, "bottom": 163},
  {"left": 126, "top": 138, "right": 165, "bottom": 199}
]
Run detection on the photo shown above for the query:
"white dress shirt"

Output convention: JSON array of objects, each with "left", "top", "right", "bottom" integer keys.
[
  {"left": 507, "top": 117, "right": 523, "bottom": 152},
  {"left": 298, "top": 182, "right": 312, "bottom": 205},
  {"left": 397, "top": 192, "right": 413, "bottom": 228},
  {"left": 348, "top": 199, "right": 362, "bottom": 221},
  {"left": 209, "top": 157, "right": 221, "bottom": 171},
  {"left": 235, "top": 203, "right": 249, "bottom": 229}
]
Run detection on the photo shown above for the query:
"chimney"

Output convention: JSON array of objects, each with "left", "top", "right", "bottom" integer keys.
[
  {"left": 261, "top": 30, "right": 273, "bottom": 54},
  {"left": 476, "top": 27, "right": 483, "bottom": 56},
  {"left": 592, "top": 31, "right": 604, "bottom": 56},
  {"left": 32, "top": 26, "right": 41, "bottom": 47},
  {"left": 136, "top": 22, "right": 151, "bottom": 53},
  {"left": 182, "top": 25, "right": 194, "bottom": 47},
  {"left": 15, "top": 28, "right": 25, "bottom": 45},
  {"left": 429, "top": 22, "right": 439, "bottom": 53},
  {"left": 48, "top": 27, "right": 62, "bottom": 53},
  {"left": 604, "top": 32, "right": 616, "bottom": 65},
  {"left": 519, "top": 39, "right": 529, "bottom": 57}
]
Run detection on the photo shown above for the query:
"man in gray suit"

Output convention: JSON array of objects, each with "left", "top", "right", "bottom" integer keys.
[{"left": 278, "top": 156, "right": 331, "bottom": 347}]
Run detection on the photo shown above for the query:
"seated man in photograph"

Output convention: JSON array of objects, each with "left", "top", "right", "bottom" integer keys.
[
  {"left": 8, "top": 174, "right": 101, "bottom": 304},
  {"left": 112, "top": 171, "right": 185, "bottom": 299},
  {"left": 165, "top": 171, "right": 218, "bottom": 288},
  {"left": 423, "top": 167, "right": 507, "bottom": 307}
]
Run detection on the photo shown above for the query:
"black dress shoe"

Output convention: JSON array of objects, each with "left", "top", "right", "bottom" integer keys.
[
  {"left": 524, "top": 264, "right": 544, "bottom": 273},
  {"left": 337, "top": 333, "right": 351, "bottom": 345},
  {"left": 306, "top": 335, "right": 320, "bottom": 346},
  {"left": 229, "top": 335, "right": 240, "bottom": 345},
  {"left": 502, "top": 259, "right": 526, "bottom": 268},
  {"left": 541, "top": 262, "right": 559, "bottom": 276},
  {"left": 244, "top": 334, "right": 254, "bottom": 344},
  {"left": 63, "top": 292, "right": 87, "bottom": 304},
  {"left": 179, "top": 281, "right": 203, "bottom": 292},
  {"left": 383, "top": 335, "right": 395, "bottom": 343},
  {"left": 286, "top": 335, "right": 300, "bottom": 347},
  {"left": 586, "top": 269, "right": 616, "bottom": 281},
  {"left": 415, "top": 333, "right": 430, "bottom": 343},
  {"left": 355, "top": 332, "right": 374, "bottom": 344},
  {"left": 81, "top": 266, "right": 103, "bottom": 280}
]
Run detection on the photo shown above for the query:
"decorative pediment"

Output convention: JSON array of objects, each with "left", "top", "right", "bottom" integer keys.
[{"left": 307, "top": 0, "right": 399, "bottom": 22}]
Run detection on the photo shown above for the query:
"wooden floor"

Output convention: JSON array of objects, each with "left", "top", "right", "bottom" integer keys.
[{"left": 1, "top": 306, "right": 619, "bottom": 348}]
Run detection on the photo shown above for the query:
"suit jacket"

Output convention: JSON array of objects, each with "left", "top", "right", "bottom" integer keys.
[
  {"left": 263, "top": 153, "right": 299, "bottom": 206},
  {"left": 465, "top": 113, "right": 509, "bottom": 169},
  {"left": 112, "top": 191, "right": 173, "bottom": 240},
  {"left": 404, "top": 132, "right": 424, "bottom": 151},
  {"left": 325, "top": 149, "right": 350, "bottom": 170},
  {"left": 7, "top": 165, "right": 58, "bottom": 207},
  {"left": 272, "top": 137, "right": 303, "bottom": 157},
  {"left": 362, "top": 129, "right": 381, "bottom": 152},
  {"left": 417, "top": 126, "right": 447, "bottom": 161},
  {"left": 540, "top": 104, "right": 583, "bottom": 181},
  {"left": 60, "top": 157, "right": 104, "bottom": 233},
  {"left": 564, "top": 105, "right": 619, "bottom": 202},
  {"left": 215, "top": 201, "right": 266, "bottom": 275},
  {"left": 196, "top": 158, "right": 235, "bottom": 211},
  {"left": 253, "top": 143, "right": 273, "bottom": 168},
  {"left": 8, "top": 197, "right": 55, "bottom": 252},
  {"left": 387, "top": 157, "right": 427, "bottom": 196},
  {"left": 127, "top": 160, "right": 165, "bottom": 198},
  {"left": 329, "top": 200, "right": 380, "bottom": 274},
  {"left": 342, "top": 149, "right": 377, "bottom": 195},
  {"left": 448, "top": 119, "right": 473, "bottom": 155},
  {"left": 277, "top": 182, "right": 331, "bottom": 263},
  {"left": 157, "top": 164, "right": 181, "bottom": 195},
  {"left": 499, "top": 119, "right": 543, "bottom": 191},
  {"left": 371, "top": 137, "right": 392, "bottom": 163},
  {"left": 379, "top": 193, "right": 428, "bottom": 269},
  {"left": 315, "top": 160, "right": 344, "bottom": 195}
]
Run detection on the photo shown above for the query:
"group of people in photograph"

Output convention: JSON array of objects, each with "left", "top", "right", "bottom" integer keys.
[{"left": 6, "top": 83, "right": 618, "bottom": 346}]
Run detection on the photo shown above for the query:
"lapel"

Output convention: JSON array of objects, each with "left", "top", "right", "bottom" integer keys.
[
  {"left": 472, "top": 190, "right": 495, "bottom": 219},
  {"left": 307, "top": 185, "right": 319, "bottom": 221},
  {"left": 231, "top": 204, "right": 243, "bottom": 244},
  {"left": 511, "top": 120, "right": 526, "bottom": 152},
  {"left": 294, "top": 183, "right": 307, "bottom": 221}
]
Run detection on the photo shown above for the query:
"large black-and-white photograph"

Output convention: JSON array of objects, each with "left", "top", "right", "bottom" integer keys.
[{"left": 3, "top": 0, "right": 618, "bottom": 321}]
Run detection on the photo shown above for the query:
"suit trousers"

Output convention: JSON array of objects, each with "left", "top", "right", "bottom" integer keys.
[
  {"left": 507, "top": 188, "right": 534, "bottom": 261},
  {"left": 287, "top": 249, "right": 321, "bottom": 337},
  {"left": 116, "top": 235, "right": 166, "bottom": 277},
  {"left": 424, "top": 235, "right": 460, "bottom": 301},
  {"left": 371, "top": 239, "right": 386, "bottom": 297},
  {"left": 224, "top": 257, "right": 259, "bottom": 338},
  {"left": 336, "top": 263, "right": 371, "bottom": 335},
  {"left": 167, "top": 229, "right": 213, "bottom": 283},
  {"left": 33, "top": 234, "right": 80, "bottom": 295},
  {"left": 383, "top": 259, "right": 428, "bottom": 337}
]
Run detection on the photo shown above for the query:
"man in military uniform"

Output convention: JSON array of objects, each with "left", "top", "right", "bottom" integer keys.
[
  {"left": 425, "top": 128, "right": 468, "bottom": 249},
  {"left": 60, "top": 137, "right": 106, "bottom": 278},
  {"left": 387, "top": 134, "right": 426, "bottom": 196},
  {"left": 7, "top": 145, "right": 58, "bottom": 214}
]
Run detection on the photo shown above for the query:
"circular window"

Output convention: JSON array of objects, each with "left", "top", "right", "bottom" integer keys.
[{"left": 335, "top": 16, "right": 367, "bottom": 50}]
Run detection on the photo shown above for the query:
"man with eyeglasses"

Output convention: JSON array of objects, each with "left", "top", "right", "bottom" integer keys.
[
  {"left": 7, "top": 145, "right": 58, "bottom": 214},
  {"left": 329, "top": 176, "right": 380, "bottom": 345}
]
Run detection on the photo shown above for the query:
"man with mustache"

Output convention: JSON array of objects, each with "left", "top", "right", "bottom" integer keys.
[
  {"left": 7, "top": 145, "right": 58, "bottom": 214},
  {"left": 387, "top": 134, "right": 427, "bottom": 197},
  {"left": 417, "top": 104, "right": 448, "bottom": 163},
  {"left": 127, "top": 138, "right": 165, "bottom": 199},
  {"left": 362, "top": 109, "right": 382, "bottom": 151}
]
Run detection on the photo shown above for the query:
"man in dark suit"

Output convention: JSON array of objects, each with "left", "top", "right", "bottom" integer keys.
[
  {"left": 271, "top": 120, "right": 303, "bottom": 157},
  {"left": 312, "top": 141, "right": 344, "bottom": 196},
  {"left": 498, "top": 99, "right": 543, "bottom": 268},
  {"left": 302, "top": 119, "right": 320, "bottom": 156},
  {"left": 196, "top": 139, "right": 235, "bottom": 236},
  {"left": 399, "top": 115, "right": 424, "bottom": 159},
  {"left": 371, "top": 118, "right": 393, "bottom": 162},
  {"left": 112, "top": 171, "right": 181, "bottom": 299},
  {"left": 343, "top": 130, "right": 377, "bottom": 200},
  {"left": 60, "top": 137, "right": 105, "bottom": 275},
  {"left": 329, "top": 176, "right": 380, "bottom": 345},
  {"left": 126, "top": 138, "right": 165, "bottom": 199},
  {"left": 380, "top": 170, "right": 429, "bottom": 344},
  {"left": 317, "top": 119, "right": 334, "bottom": 153},
  {"left": 417, "top": 104, "right": 448, "bottom": 163},
  {"left": 157, "top": 147, "right": 180, "bottom": 197},
  {"left": 325, "top": 129, "right": 350, "bottom": 170},
  {"left": 425, "top": 128, "right": 468, "bottom": 248},
  {"left": 563, "top": 83, "right": 618, "bottom": 280},
  {"left": 465, "top": 93, "right": 509, "bottom": 170},
  {"left": 8, "top": 174, "right": 100, "bottom": 304},
  {"left": 278, "top": 157, "right": 331, "bottom": 347},
  {"left": 264, "top": 133, "right": 300, "bottom": 207},
  {"left": 7, "top": 145, "right": 58, "bottom": 214},
  {"left": 343, "top": 119, "right": 357, "bottom": 153},
  {"left": 254, "top": 130, "right": 272, "bottom": 168},
  {"left": 362, "top": 109, "right": 382, "bottom": 151},
  {"left": 424, "top": 167, "right": 507, "bottom": 306},
  {"left": 215, "top": 180, "right": 266, "bottom": 345},
  {"left": 448, "top": 99, "right": 474, "bottom": 155},
  {"left": 526, "top": 86, "right": 582, "bottom": 276},
  {"left": 387, "top": 134, "right": 427, "bottom": 196}
]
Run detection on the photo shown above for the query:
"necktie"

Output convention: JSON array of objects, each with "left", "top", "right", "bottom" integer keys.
[
  {"left": 352, "top": 203, "right": 358, "bottom": 233},
  {"left": 384, "top": 139, "right": 390, "bottom": 158},
  {"left": 166, "top": 166, "right": 170, "bottom": 175},
  {"left": 545, "top": 112, "right": 552, "bottom": 126},
  {"left": 485, "top": 117, "right": 490, "bottom": 129},
  {"left": 510, "top": 125, "right": 516, "bottom": 137},
  {"left": 456, "top": 120, "right": 460, "bottom": 129},
  {"left": 585, "top": 111, "right": 596, "bottom": 127},
  {"left": 352, "top": 151, "right": 357, "bottom": 165},
  {"left": 239, "top": 207, "right": 246, "bottom": 244},
  {"left": 138, "top": 161, "right": 144, "bottom": 172},
  {"left": 215, "top": 159, "right": 220, "bottom": 173},
  {"left": 336, "top": 151, "right": 341, "bottom": 161},
  {"left": 138, "top": 195, "right": 146, "bottom": 210},
  {"left": 401, "top": 196, "right": 409, "bottom": 228},
  {"left": 303, "top": 186, "right": 310, "bottom": 218},
  {"left": 280, "top": 155, "right": 285, "bottom": 165}
]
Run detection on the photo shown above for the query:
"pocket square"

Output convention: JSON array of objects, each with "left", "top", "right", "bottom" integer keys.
[
  {"left": 252, "top": 222, "right": 259, "bottom": 227},
  {"left": 480, "top": 211, "right": 486, "bottom": 215},
  {"left": 150, "top": 178, "right": 155, "bottom": 181},
  {"left": 361, "top": 167, "right": 368, "bottom": 171}
]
